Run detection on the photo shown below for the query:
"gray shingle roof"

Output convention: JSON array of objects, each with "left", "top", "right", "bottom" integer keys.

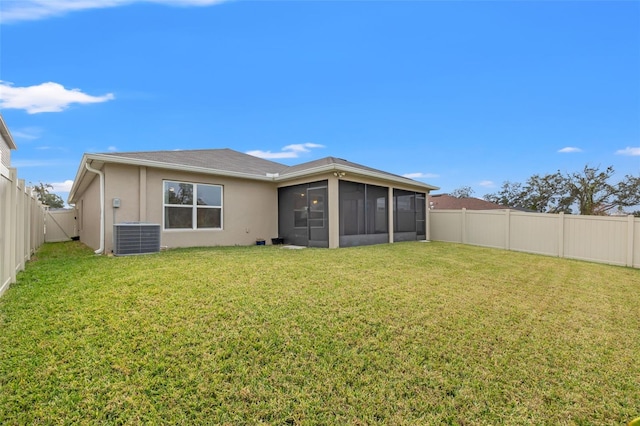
[
  {"left": 71, "top": 148, "right": 438, "bottom": 203},
  {"left": 84, "top": 148, "right": 437, "bottom": 191},
  {"left": 99, "top": 149, "right": 408, "bottom": 181},
  {"left": 100, "top": 148, "right": 289, "bottom": 177},
  {"left": 280, "top": 156, "right": 407, "bottom": 180}
]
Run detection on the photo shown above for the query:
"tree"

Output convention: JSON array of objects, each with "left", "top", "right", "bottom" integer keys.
[
  {"left": 449, "top": 186, "right": 474, "bottom": 198},
  {"left": 31, "top": 182, "right": 65, "bottom": 208},
  {"left": 484, "top": 181, "right": 525, "bottom": 208},
  {"left": 483, "top": 174, "right": 571, "bottom": 213},
  {"left": 483, "top": 165, "right": 640, "bottom": 215},
  {"left": 525, "top": 172, "right": 573, "bottom": 213},
  {"left": 566, "top": 166, "right": 640, "bottom": 215}
]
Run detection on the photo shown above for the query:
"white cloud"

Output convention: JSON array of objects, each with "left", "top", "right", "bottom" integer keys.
[
  {"left": 478, "top": 180, "right": 495, "bottom": 188},
  {"left": 0, "top": 81, "right": 114, "bottom": 114},
  {"left": 558, "top": 147, "right": 582, "bottom": 153},
  {"left": 51, "top": 180, "right": 74, "bottom": 192},
  {"left": 11, "top": 127, "right": 43, "bottom": 140},
  {"left": 11, "top": 159, "right": 75, "bottom": 168},
  {"left": 107, "top": 146, "right": 118, "bottom": 152},
  {"left": 1, "top": 0, "right": 230, "bottom": 23},
  {"left": 615, "top": 146, "right": 640, "bottom": 156},
  {"left": 247, "top": 143, "right": 325, "bottom": 160},
  {"left": 403, "top": 172, "right": 439, "bottom": 179}
]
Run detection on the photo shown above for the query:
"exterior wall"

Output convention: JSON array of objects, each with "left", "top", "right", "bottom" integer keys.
[
  {"left": 76, "top": 172, "right": 102, "bottom": 251},
  {"left": 100, "top": 164, "right": 279, "bottom": 253},
  {"left": 0, "top": 140, "right": 11, "bottom": 169},
  {"left": 0, "top": 128, "right": 12, "bottom": 169},
  {"left": 76, "top": 163, "right": 435, "bottom": 253}
]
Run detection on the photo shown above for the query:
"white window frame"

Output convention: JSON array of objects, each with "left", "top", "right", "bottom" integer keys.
[{"left": 163, "top": 180, "right": 223, "bottom": 231}]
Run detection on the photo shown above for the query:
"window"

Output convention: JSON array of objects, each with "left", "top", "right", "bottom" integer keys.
[{"left": 164, "top": 181, "right": 222, "bottom": 230}]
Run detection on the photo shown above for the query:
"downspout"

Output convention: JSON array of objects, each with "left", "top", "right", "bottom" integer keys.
[{"left": 85, "top": 162, "right": 105, "bottom": 254}]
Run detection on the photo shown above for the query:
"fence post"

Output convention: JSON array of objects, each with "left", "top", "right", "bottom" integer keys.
[
  {"left": 8, "top": 169, "right": 17, "bottom": 284},
  {"left": 558, "top": 212, "right": 565, "bottom": 258},
  {"left": 461, "top": 208, "right": 467, "bottom": 244},
  {"left": 25, "top": 187, "right": 32, "bottom": 259},
  {"left": 17, "top": 179, "right": 26, "bottom": 273},
  {"left": 627, "top": 215, "right": 634, "bottom": 267},
  {"left": 504, "top": 209, "right": 511, "bottom": 251}
]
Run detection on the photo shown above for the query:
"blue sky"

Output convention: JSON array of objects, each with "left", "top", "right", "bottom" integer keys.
[{"left": 1, "top": 0, "right": 639, "bottom": 202}]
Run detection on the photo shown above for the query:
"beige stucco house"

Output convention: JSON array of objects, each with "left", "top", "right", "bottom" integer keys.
[{"left": 68, "top": 149, "right": 438, "bottom": 253}]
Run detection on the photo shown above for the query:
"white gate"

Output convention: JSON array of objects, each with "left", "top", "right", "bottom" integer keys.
[{"left": 45, "top": 209, "right": 78, "bottom": 243}]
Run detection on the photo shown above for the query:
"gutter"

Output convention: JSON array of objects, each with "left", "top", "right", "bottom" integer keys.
[{"left": 84, "top": 161, "right": 105, "bottom": 254}]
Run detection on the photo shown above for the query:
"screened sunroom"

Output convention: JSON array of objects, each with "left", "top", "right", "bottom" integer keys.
[{"left": 278, "top": 179, "right": 426, "bottom": 248}]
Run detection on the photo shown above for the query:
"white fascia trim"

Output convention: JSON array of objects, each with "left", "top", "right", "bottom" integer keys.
[
  {"left": 0, "top": 114, "right": 17, "bottom": 150},
  {"left": 68, "top": 153, "right": 93, "bottom": 203}
]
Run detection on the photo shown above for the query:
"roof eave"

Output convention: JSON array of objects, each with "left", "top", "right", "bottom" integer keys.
[
  {"left": 0, "top": 114, "right": 17, "bottom": 150},
  {"left": 276, "top": 163, "right": 439, "bottom": 191},
  {"left": 68, "top": 153, "right": 440, "bottom": 204},
  {"left": 68, "top": 153, "right": 275, "bottom": 204}
]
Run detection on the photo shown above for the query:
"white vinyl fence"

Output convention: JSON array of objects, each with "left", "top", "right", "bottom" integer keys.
[
  {"left": 429, "top": 209, "right": 640, "bottom": 268},
  {"left": 1, "top": 166, "right": 46, "bottom": 297}
]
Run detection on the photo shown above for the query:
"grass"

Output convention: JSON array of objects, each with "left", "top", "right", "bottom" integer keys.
[{"left": 1, "top": 241, "right": 639, "bottom": 425}]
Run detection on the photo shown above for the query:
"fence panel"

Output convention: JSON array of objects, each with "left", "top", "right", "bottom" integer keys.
[
  {"left": 0, "top": 167, "right": 46, "bottom": 297},
  {"left": 509, "top": 212, "right": 560, "bottom": 256},
  {"left": 429, "top": 209, "right": 639, "bottom": 269},
  {"left": 0, "top": 170, "right": 10, "bottom": 295},
  {"left": 563, "top": 215, "right": 630, "bottom": 267},
  {"left": 429, "top": 210, "right": 463, "bottom": 243},
  {"left": 634, "top": 218, "right": 640, "bottom": 269},
  {"left": 465, "top": 210, "right": 506, "bottom": 249}
]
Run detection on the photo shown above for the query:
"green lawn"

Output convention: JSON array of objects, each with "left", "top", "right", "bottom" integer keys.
[{"left": 1, "top": 241, "right": 638, "bottom": 425}]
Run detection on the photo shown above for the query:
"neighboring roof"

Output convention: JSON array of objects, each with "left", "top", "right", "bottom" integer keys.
[
  {"left": 429, "top": 194, "right": 507, "bottom": 210},
  {"left": 0, "top": 114, "right": 17, "bottom": 150},
  {"left": 69, "top": 148, "right": 439, "bottom": 203}
]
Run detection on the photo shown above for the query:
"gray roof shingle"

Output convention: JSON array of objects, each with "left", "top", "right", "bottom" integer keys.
[
  {"left": 100, "top": 148, "right": 289, "bottom": 177},
  {"left": 280, "top": 156, "right": 407, "bottom": 180}
]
